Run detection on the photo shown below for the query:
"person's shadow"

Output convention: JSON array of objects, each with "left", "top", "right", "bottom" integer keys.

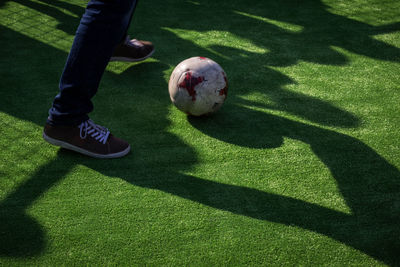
[
  {"left": 188, "top": 104, "right": 400, "bottom": 265},
  {"left": 0, "top": 0, "right": 399, "bottom": 265}
]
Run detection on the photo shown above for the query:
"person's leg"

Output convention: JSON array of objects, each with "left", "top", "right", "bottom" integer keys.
[
  {"left": 44, "top": 0, "right": 140, "bottom": 158},
  {"left": 48, "top": 0, "right": 138, "bottom": 126},
  {"left": 110, "top": 0, "right": 155, "bottom": 63}
]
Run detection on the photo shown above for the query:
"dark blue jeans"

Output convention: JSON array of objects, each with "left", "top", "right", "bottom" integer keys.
[{"left": 48, "top": 0, "right": 137, "bottom": 126}]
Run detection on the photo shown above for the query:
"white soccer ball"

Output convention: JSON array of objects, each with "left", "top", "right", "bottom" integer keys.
[{"left": 168, "top": 57, "right": 228, "bottom": 116}]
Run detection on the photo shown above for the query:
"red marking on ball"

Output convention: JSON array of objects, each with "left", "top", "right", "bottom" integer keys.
[
  {"left": 199, "top": 57, "right": 207, "bottom": 60},
  {"left": 219, "top": 72, "right": 228, "bottom": 96},
  {"left": 178, "top": 72, "right": 204, "bottom": 101},
  {"left": 219, "top": 86, "right": 228, "bottom": 96}
]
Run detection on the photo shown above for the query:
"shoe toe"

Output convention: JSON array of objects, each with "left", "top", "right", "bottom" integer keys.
[{"left": 108, "top": 135, "right": 130, "bottom": 154}]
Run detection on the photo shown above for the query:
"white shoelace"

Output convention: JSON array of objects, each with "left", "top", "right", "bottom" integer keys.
[
  {"left": 125, "top": 35, "right": 144, "bottom": 48},
  {"left": 79, "top": 120, "right": 110, "bottom": 145}
]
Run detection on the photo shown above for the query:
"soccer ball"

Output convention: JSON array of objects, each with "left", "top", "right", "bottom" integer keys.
[{"left": 168, "top": 57, "right": 228, "bottom": 116}]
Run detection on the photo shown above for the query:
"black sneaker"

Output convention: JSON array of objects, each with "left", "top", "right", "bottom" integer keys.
[
  {"left": 43, "top": 119, "right": 131, "bottom": 159},
  {"left": 110, "top": 36, "right": 154, "bottom": 62}
]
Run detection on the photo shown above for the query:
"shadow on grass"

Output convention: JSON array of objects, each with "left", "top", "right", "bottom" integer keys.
[
  {"left": 0, "top": 0, "right": 84, "bottom": 34},
  {"left": 188, "top": 108, "right": 400, "bottom": 265},
  {"left": 0, "top": 158, "right": 71, "bottom": 257},
  {"left": 2, "top": 115, "right": 398, "bottom": 264},
  {"left": 0, "top": 0, "right": 399, "bottom": 265},
  {"left": 159, "top": 0, "right": 400, "bottom": 128}
]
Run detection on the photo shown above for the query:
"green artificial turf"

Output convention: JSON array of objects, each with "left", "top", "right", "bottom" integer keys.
[{"left": 1, "top": 0, "right": 399, "bottom": 266}]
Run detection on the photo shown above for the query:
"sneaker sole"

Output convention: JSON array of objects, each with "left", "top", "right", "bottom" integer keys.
[
  {"left": 109, "top": 49, "right": 155, "bottom": 62},
  {"left": 43, "top": 132, "right": 131, "bottom": 159}
]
